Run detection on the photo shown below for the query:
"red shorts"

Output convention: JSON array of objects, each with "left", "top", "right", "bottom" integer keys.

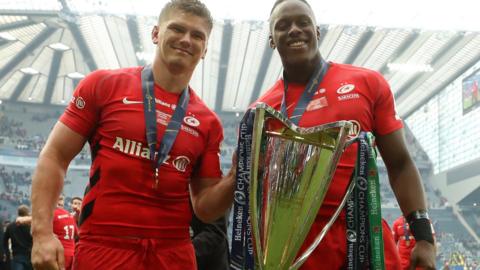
[
  {"left": 73, "top": 235, "right": 196, "bottom": 270},
  {"left": 64, "top": 255, "right": 73, "bottom": 270},
  {"left": 298, "top": 218, "right": 401, "bottom": 270}
]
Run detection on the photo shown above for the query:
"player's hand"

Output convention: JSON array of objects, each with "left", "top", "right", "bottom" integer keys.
[
  {"left": 408, "top": 240, "right": 436, "bottom": 270},
  {"left": 31, "top": 234, "right": 65, "bottom": 270}
]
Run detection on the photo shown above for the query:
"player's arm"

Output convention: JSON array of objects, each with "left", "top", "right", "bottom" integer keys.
[
  {"left": 31, "top": 121, "right": 87, "bottom": 269},
  {"left": 16, "top": 216, "right": 32, "bottom": 225},
  {"left": 376, "top": 129, "right": 426, "bottom": 215},
  {"left": 376, "top": 129, "right": 435, "bottom": 269},
  {"left": 189, "top": 166, "right": 236, "bottom": 223}
]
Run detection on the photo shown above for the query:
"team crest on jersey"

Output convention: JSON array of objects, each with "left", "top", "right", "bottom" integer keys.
[
  {"left": 348, "top": 120, "right": 361, "bottom": 137},
  {"left": 75, "top": 97, "right": 85, "bottom": 109},
  {"left": 173, "top": 156, "right": 190, "bottom": 172}
]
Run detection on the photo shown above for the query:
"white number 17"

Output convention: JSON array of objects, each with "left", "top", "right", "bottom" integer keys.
[{"left": 63, "top": 225, "right": 75, "bottom": 240}]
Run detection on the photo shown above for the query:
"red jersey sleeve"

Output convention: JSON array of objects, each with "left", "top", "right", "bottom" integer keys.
[
  {"left": 59, "top": 70, "right": 107, "bottom": 137},
  {"left": 370, "top": 71, "right": 403, "bottom": 136},
  {"left": 193, "top": 115, "right": 223, "bottom": 179}
]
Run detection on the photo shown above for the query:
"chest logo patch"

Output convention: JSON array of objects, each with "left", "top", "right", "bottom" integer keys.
[
  {"left": 336, "top": 84, "right": 355, "bottom": 94},
  {"left": 184, "top": 116, "right": 200, "bottom": 127},
  {"left": 122, "top": 97, "right": 143, "bottom": 105}
]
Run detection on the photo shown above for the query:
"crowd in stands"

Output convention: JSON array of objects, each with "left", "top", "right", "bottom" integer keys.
[
  {"left": 0, "top": 166, "right": 31, "bottom": 209},
  {"left": 0, "top": 114, "right": 26, "bottom": 138},
  {"left": 220, "top": 118, "right": 239, "bottom": 148},
  {"left": 436, "top": 232, "right": 480, "bottom": 269},
  {"left": 0, "top": 115, "right": 47, "bottom": 152},
  {"left": 404, "top": 125, "right": 432, "bottom": 165}
]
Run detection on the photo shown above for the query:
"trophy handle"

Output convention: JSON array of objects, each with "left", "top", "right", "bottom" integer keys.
[
  {"left": 345, "top": 135, "right": 358, "bottom": 148},
  {"left": 289, "top": 135, "right": 359, "bottom": 270},
  {"left": 290, "top": 177, "right": 356, "bottom": 270}
]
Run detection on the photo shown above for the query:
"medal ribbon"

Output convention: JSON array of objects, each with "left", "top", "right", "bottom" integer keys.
[{"left": 141, "top": 65, "right": 190, "bottom": 188}]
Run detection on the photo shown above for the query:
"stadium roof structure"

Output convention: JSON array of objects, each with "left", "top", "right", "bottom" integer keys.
[{"left": 0, "top": 0, "right": 479, "bottom": 118}]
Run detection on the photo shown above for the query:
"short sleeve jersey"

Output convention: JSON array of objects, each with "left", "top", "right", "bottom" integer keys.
[
  {"left": 53, "top": 208, "right": 77, "bottom": 256},
  {"left": 60, "top": 67, "right": 223, "bottom": 239},
  {"left": 254, "top": 62, "right": 403, "bottom": 215}
]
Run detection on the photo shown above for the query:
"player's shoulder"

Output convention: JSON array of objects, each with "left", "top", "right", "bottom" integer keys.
[
  {"left": 330, "top": 62, "right": 383, "bottom": 79},
  {"left": 82, "top": 66, "right": 142, "bottom": 86},
  {"left": 188, "top": 88, "right": 222, "bottom": 125},
  {"left": 54, "top": 207, "right": 70, "bottom": 216},
  {"left": 330, "top": 62, "right": 390, "bottom": 94},
  {"left": 253, "top": 79, "right": 283, "bottom": 107}
]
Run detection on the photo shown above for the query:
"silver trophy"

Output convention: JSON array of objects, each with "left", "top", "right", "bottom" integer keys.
[{"left": 250, "top": 103, "right": 355, "bottom": 270}]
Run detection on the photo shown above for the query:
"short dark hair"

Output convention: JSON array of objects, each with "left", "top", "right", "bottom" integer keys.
[
  {"left": 158, "top": 0, "right": 213, "bottom": 32},
  {"left": 17, "top": 205, "right": 30, "bottom": 217},
  {"left": 270, "top": 0, "right": 312, "bottom": 15},
  {"left": 71, "top": 196, "right": 82, "bottom": 202}
]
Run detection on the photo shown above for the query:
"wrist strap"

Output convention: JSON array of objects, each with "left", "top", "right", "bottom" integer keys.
[{"left": 406, "top": 210, "right": 434, "bottom": 245}]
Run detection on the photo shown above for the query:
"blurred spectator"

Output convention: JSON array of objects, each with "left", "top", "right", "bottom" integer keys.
[
  {"left": 0, "top": 216, "right": 6, "bottom": 270},
  {"left": 70, "top": 197, "right": 82, "bottom": 226},
  {"left": 3, "top": 205, "right": 32, "bottom": 270},
  {"left": 190, "top": 214, "right": 229, "bottom": 270},
  {"left": 53, "top": 195, "right": 77, "bottom": 270}
]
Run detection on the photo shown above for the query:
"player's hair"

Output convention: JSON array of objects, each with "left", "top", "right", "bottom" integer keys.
[
  {"left": 158, "top": 0, "right": 213, "bottom": 32},
  {"left": 270, "top": 0, "right": 312, "bottom": 15},
  {"left": 269, "top": 0, "right": 315, "bottom": 32},
  {"left": 71, "top": 196, "right": 83, "bottom": 202},
  {"left": 17, "top": 205, "right": 30, "bottom": 217}
]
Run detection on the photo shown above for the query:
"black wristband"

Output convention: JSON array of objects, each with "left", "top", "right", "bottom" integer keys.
[{"left": 406, "top": 210, "right": 434, "bottom": 245}]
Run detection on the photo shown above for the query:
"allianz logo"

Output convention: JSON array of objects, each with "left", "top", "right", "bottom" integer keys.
[{"left": 112, "top": 136, "right": 190, "bottom": 172}]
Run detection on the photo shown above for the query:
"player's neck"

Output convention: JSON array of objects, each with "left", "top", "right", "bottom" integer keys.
[
  {"left": 283, "top": 55, "right": 322, "bottom": 84},
  {"left": 152, "top": 59, "right": 191, "bottom": 94}
]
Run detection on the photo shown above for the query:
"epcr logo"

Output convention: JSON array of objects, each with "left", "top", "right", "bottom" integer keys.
[
  {"left": 336, "top": 84, "right": 355, "bottom": 94},
  {"left": 356, "top": 177, "right": 368, "bottom": 191},
  {"left": 184, "top": 116, "right": 200, "bottom": 127},
  {"left": 234, "top": 191, "right": 246, "bottom": 205},
  {"left": 346, "top": 229, "right": 357, "bottom": 242}
]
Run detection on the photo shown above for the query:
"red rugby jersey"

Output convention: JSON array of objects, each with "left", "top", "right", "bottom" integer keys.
[{"left": 60, "top": 67, "right": 223, "bottom": 239}]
